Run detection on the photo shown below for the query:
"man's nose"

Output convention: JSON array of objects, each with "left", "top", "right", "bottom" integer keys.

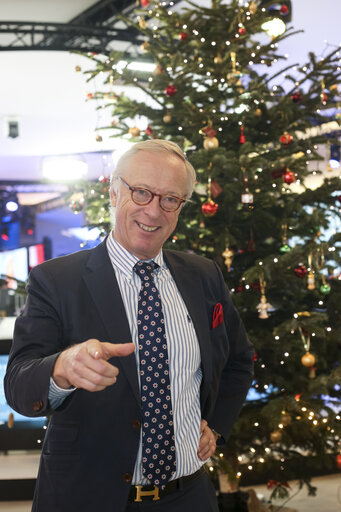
[{"left": 143, "top": 196, "right": 162, "bottom": 216}]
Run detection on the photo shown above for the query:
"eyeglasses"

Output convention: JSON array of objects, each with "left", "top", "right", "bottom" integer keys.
[{"left": 118, "top": 177, "right": 187, "bottom": 212}]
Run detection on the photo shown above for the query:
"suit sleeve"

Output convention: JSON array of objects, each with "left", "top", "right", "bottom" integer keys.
[
  {"left": 207, "top": 261, "right": 254, "bottom": 442},
  {"left": 4, "top": 264, "right": 64, "bottom": 418}
]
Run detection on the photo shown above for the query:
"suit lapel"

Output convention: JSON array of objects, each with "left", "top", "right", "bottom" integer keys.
[
  {"left": 163, "top": 251, "right": 212, "bottom": 388},
  {"left": 82, "top": 241, "right": 140, "bottom": 406}
]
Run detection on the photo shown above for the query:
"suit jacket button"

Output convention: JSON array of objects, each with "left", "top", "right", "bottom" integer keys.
[
  {"left": 132, "top": 420, "right": 141, "bottom": 430},
  {"left": 122, "top": 473, "right": 133, "bottom": 483},
  {"left": 33, "top": 401, "right": 43, "bottom": 412}
]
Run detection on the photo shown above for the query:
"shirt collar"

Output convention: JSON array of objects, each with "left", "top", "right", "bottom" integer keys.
[{"left": 106, "top": 231, "right": 165, "bottom": 279}]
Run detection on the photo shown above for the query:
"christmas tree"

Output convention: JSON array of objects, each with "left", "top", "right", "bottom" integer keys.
[{"left": 71, "top": 0, "right": 341, "bottom": 504}]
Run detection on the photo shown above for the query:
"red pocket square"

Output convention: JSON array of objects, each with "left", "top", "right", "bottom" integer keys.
[{"left": 212, "top": 303, "right": 223, "bottom": 329}]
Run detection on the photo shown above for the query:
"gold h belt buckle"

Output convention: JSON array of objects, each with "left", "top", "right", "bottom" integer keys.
[{"left": 134, "top": 484, "right": 160, "bottom": 502}]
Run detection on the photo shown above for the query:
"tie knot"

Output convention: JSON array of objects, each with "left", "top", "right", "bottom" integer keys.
[{"left": 133, "top": 261, "right": 158, "bottom": 281}]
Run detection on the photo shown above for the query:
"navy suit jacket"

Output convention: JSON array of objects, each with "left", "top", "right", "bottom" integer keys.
[{"left": 5, "top": 240, "right": 254, "bottom": 512}]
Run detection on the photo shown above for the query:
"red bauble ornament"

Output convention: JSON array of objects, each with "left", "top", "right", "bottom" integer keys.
[
  {"left": 294, "top": 265, "right": 307, "bottom": 278},
  {"left": 338, "top": 195, "right": 341, "bottom": 202},
  {"left": 283, "top": 169, "right": 295, "bottom": 184},
  {"left": 86, "top": 93, "right": 93, "bottom": 99},
  {"left": 99, "top": 176, "right": 109, "bottom": 183},
  {"left": 238, "top": 23, "right": 246, "bottom": 35},
  {"left": 336, "top": 454, "right": 341, "bottom": 470},
  {"left": 145, "top": 125, "right": 153, "bottom": 136},
  {"left": 239, "top": 125, "right": 246, "bottom": 144},
  {"left": 140, "top": 0, "right": 149, "bottom": 6},
  {"left": 320, "top": 91, "right": 327, "bottom": 105},
  {"left": 165, "top": 85, "right": 178, "bottom": 97},
  {"left": 280, "top": 132, "right": 293, "bottom": 145},
  {"left": 291, "top": 91, "right": 302, "bottom": 103},
  {"left": 280, "top": 5, "right": 289, "bottom": 15},
  {"left": 252, "top": 352, "right": 258, "bottom": 362},
  {"left": 179, "top": 32, "right": 188, "bottom": 40},
  {"left": 201, "top": 200, "right": 218, "bottom": 217}
]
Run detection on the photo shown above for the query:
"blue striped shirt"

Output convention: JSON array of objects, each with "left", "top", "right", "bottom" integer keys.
[{"left": 49, "top": 232, "right": 204, "bottom": 483}]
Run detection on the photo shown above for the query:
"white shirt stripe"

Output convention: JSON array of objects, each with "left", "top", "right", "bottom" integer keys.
[{"left": 106, "top": 233, "right": 204, "bottom": 483}]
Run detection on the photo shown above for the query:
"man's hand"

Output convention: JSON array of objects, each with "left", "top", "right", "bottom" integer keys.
[
  {"left": 197, "top": 419, "right": 217, "bottom": 460},
  {"left": 52, "top": 339, "right": 135, "bottom": 392}
]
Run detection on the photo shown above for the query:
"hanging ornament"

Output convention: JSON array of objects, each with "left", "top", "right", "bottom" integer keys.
[
  {"left": 283, "top": 169, "right": 296, "bottom": 184},
  {"left": 128, "top": 126, "right": 141, "bottom": 137},
  {"left": 309, "top": 366, "right": 317, "bottom": 379},
  {"left": 203, "top": 137, "right": 219, "bottom": 149},
  {"left": 179, "top": 32, "right": 188, "bottom": 40},
  {"left": 75, "top": 65, "right": 82, "bottom": 73},
  {"left": 227, "top": 51, "right": 237, "bottom": 83},
  {"left": 301, "top": 352, "right": 316, "bottom": 367},
  {"left": 214, "top": 53, "right": 223, "bottom": 65},
  {"left": 294, "top": 264, "right": 307, "bottom": 278},
  {"left": 280, "top": 412, "right": 292, "bottom": 426},
  {"left": 222, "top": 245, "right": 234, "bottom": 272},
  {"left": 95, "top": 134, "right": 103, "bottom": 142},
  {"left": 140, "top": 41, "right": 150, "bottom": 52},
  {"left": 202, "top": 200, "right": 218, "bottom": 216},
  {"left": 86, "top": 93, "right": 93, "bottom": 99},
  {"left": 280, "top": 4, "right": 289, "bottom": 15},
  {"left": 299, "top": 327, "right": 316, "bottom": 368},
  {"left": 249, "top": 1, "right": 257, "bottom": 14},
  {"left": 279, "top": 224, "right": 290, "bottom": 252},
  {"left": 202, "top": 176, "right": 218, "bottom": 217},
  {"left": 320, "top": 80, "right": 327, "bottom": 105},
  {"left": 139, "top": 17, "right": 147, "bottom": 29},
  {"left": 255, "top": 108, "right": 262, "bottom": 117},
  {"left": 165, "top": 85, "right": 178, "bottom": 97},
  {"left": 201, "top": 125, "right": 217, "bottom": 138},
  {"left": 238, "top": 23, "right": 246, "bottom": 35},
  {"left": 145, "top": 125, "right": 153, "bottom": 136},
  {"left": 257, "top": 274, "right": 273, "bottom": 319},
  {"left": 330, "top": 84, "right": 339, "bottom": 95},
  {"left": 210, "top": 179, "right": 222, "bottom": 198},
  {"left": 163, "top": 113, "right": 172, "bottom": 123},
  {"left": 140, "top": 0, "right": 149, "bottom": 6},
  {"left": 307, "top": 252, "right": 315, "bottom": 290},
  {"left": 241, "top": 189, "right": 254, "bottom": 204},
  {"left": 239, "top": 124, "right": 246, "bottom": 144},
  {"left": 280, "top": 132, "right": 293, "bottom": 145},
  {"left": 291, "top": 91, "right": 302, "bottom": 103},
  {"left": 270, "top": 430, "right": 282, "bottom": 442},
  {"left": 320, "top": 275, "right": 331, "bottom": 294},
  {"left": 69, "top": 192, "right": 84, "bottom": 214},
  {"left": 153, "top": 64, "right": 163, "bottom": 76}
]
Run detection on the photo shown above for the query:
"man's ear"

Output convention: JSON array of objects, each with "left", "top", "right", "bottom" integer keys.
[{"left": 110, "top": 187, "right": 117, "bottom": 207}]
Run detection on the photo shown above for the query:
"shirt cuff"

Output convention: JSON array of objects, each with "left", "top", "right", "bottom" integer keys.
[{"left": 48, "top": 377, "right": 76, "bottom": 409}]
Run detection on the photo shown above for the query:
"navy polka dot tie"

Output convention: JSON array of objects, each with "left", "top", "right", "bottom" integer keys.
[{"left": 133, "top": 261, "right": 176, "bottom": 488}]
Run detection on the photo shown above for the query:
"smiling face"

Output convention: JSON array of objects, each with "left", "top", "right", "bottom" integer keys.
[{"left": 110, "top": 150, "right": 189, "bottom": 260}]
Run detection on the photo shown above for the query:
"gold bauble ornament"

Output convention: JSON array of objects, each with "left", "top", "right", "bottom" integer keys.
[
  {"left": 139, "top": 17, "right": 147, "bottom": 29},
  {"left": 153, "top": 64, "right": 163, "bottom": 76},
  {"left": 203, "top": 136, "right": 219, "bottom": 149},
  {"left": 330, "top": 84, "right": 339, "bottom": 94},
  {"left": 95, "top": 134, "right": 103, "bottom": 142},
  {"left": 270, "top": 430, "right": 282, "bottom": 442},
  {"left": 301, "top": 352, "right": 316, "bottom": 368},
  {"left": 255, "top": 108, "right": 262, "bottom": 117},
  {"left": 128, "top": 126, "right": 141, "bottom": 137},
  {"left": 214, "top": 53, "right": 223, "bottom": 65},
  {"left": 75, "top": 65, "right": 82, "bottom": 73},
  {"left": 249, "top": 1, "right": 257, "bottom": 14},
  {"left": 140, "top": 41, "right": 150, "bottom": 52},
  {"left": 163, "top": 114, "right": 172, "bottom": 123}
]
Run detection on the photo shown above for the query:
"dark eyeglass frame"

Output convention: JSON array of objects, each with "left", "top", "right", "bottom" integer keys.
[{"left": 118, "top": 176, "right": 188, "bottom": 212}]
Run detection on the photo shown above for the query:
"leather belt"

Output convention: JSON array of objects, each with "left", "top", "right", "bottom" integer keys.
[{"left": 128, "top": 466, "right": 206, "bottom": 502}]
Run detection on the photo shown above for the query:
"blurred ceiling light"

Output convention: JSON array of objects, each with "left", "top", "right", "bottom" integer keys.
[
  {"left": 42, "top": 158, "right": 88, "bottom": 181},
  {"left": 5, "top": 200, "right": 19, "bottom": 212}
]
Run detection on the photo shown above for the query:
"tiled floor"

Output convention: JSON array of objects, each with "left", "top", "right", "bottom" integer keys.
[{"left": 0, "top": 452, "right": 340, "bottom": 512}]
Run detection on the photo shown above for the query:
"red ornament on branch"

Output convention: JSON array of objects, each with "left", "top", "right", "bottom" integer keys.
[
  {"left": 201, "top": 200, "right": 218, "bottom": 217},
  {"left": 280, "top": 132, "right": 293, "bottom": 145},
  {"left": 179, "top": 32, "right": 188, "bottom": 40},
  {"left": 165, "top": 85, "right": 178, "bottom": 97},
  {"left": 283, "top": 169, "right": 296, "bottom": 184},
  {"left": 238, "top": 23, "right": 246, "bottom": 35},
  {"left": 291, "top": 91, "right": 302, "bottom": 103},
  {"left": 202, "top": 125, "right": 217, "bottom": 138},
  {"left": 145, "top": 125, "right": 153, "bottom": 136},
  {"left": 140, "top": 0, "right": 149, "bottom": 6},
  {"left": 239, "top": 125, "right": 246, "bottom": 144},
  {"left": 280, "top": 5, "right": 289, "bottom": 15},
  {"left": 294, "top": 265, "right": 307, "bottom": 278}
]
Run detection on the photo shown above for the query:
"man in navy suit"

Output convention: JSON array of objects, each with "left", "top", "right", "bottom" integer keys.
[{"left": 5, "top": 139, "right": 254, "bottom": 511}]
